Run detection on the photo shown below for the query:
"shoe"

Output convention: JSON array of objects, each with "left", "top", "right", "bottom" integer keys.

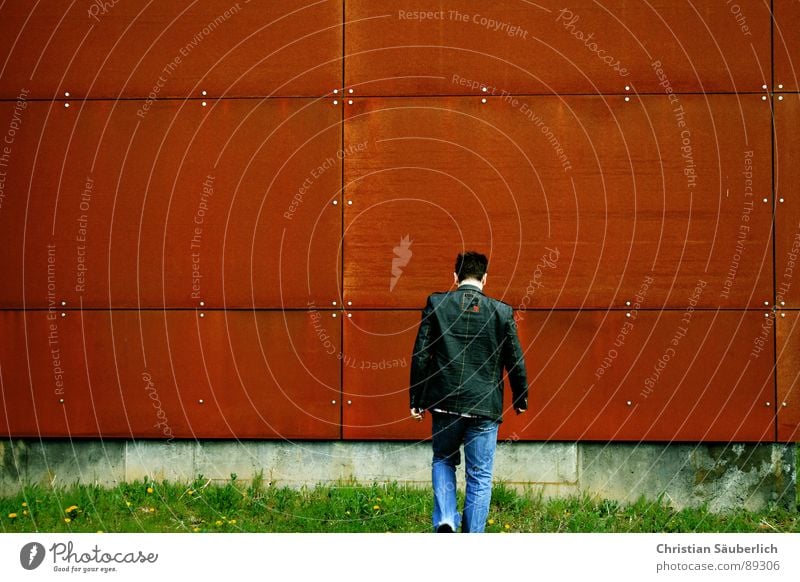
[{"left": 435, "top": 523, "right": 454, "bottom": 533}]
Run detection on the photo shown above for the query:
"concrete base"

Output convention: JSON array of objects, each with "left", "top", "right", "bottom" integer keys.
[{"left": 1, "top": 439, "right": 796, "bottom": 513}]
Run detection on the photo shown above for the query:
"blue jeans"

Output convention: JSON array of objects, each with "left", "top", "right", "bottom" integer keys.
[{"left": 431, "top": 411, "right": 500, "bottom": 533}]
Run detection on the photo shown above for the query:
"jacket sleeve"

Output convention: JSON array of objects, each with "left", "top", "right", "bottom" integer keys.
[
  {"left": 502, "top": 307, "right": 528, "bottom": 409},
  {"left": 410, "top": 295, "right": 435, "bottom": 409}
]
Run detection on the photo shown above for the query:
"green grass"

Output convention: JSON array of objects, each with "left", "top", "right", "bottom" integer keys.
[{"left": 1, "top": 466, "right": 797, "bottom": 533}]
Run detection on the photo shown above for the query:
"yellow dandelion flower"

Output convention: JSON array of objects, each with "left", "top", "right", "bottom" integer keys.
[
  {"left": 376, "top": 497, "right": 381, "bottom": 501},
  {"left": 215, "top": 520, "right": 223, "bottom": 526},
  {"left": 65, "top": 505, "right": 79, "bottom": 514},
  {"left": 373, "top": 505, "right": 380, "bottom": 510},
  {"left": 8, "top": 513, "right": 18, "bottom": 519},
  {"left": 64, "top": 518, "right": 71, "bottom": 523},
  {"left": 193, "top": 527, "right": 200, "bottom": 532},
  {"left": 345, "top": 510, "right": 351, "bottom": 515},
  {"left": 487, "top": 518, "right": 495, "bottom": 525},
  {"left": 125, "top": 501, "right": 131, "bottom": 507},
  {"left": 22, "top": 510, "right": 28, "bottom": 516},
  {"left": 229, "top": 519, "right": 237, "bottom": 524},
  {"left": 504, "top": 523, "right": 511, "bottom": 529},
  {"left": 146, "top": 487, "right": 153, "bottom": 494},
  {"left": 96, "top": 531, "right": 103, "bottom": 534},
  {"left": 21, "top": 502, "right": 27, "bottom": 507},
  {"left": 188, "top": 490, "right": 194, "bottom": 495}
]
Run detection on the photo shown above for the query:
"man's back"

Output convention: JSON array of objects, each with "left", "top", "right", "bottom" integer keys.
[{"left": 410, "top": 282, "right": 528, "bottom": 423}]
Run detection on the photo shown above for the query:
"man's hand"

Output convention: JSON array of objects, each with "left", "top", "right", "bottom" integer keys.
[
  {"left": 514, "top": 407, "right": 527, "bottom": 415},
  {"left": 410, "top": 407, "right": 425, "bottom": 421}
]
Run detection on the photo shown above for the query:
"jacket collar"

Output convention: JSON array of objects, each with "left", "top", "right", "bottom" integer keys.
[{"left": 456, "top": 282, "right": 484, "bottom": 294}]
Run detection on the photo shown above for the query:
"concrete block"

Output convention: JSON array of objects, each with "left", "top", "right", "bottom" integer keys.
[
  {"left": 25, "top": 439, "right": 125, "bottom": 489},
  {"left": 125, "top": 440, "right": 195, "bottom": 483},
  {"left": 0, "top": 439, "right": 27, "bottom": 495},
  {"left": 578, "top": 442, "right": 797, "bottom": 512}
]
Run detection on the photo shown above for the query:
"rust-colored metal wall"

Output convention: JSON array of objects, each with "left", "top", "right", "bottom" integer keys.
[{"left": 0, "top": 1, "right": 797, "bottom": 442}]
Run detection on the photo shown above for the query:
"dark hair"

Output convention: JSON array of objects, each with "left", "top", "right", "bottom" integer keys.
[{"left": 454, "top": 251, "right": 488, "bottom": 282}]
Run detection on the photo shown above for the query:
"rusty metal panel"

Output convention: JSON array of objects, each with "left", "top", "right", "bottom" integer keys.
[
  {"left": 0, "top": 310, "right": 340, "bottom": 438},
  {"left": 342, "top": 310, "right": 427, "bottom": 440},
  {"left": 0, "top": 99, "right": 341, "bottom": 308},
  {"left": 343, "top": 95, "right": 772, "bottom": 310},
  {"left": 776, "top": 311, "right": 800, "bottom": 442},
  {"left": 775, "top": 93, "right": 800, "bottom": 308},
  {"left": 0, "top": 0, "right": 342, "bottom": 99},
  {"left": 775, "top": 0, "right": 800, "bottom": 92},
  {"left": 345, "top": 0, "right": 769, "bottom": 95},
  {"left": 341, "top": 309, "right": 774, "bottom": 441}
]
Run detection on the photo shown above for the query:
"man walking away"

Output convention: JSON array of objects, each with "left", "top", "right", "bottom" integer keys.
[{"left": 409, "top": 251, "right": 528, "bottom": 533}]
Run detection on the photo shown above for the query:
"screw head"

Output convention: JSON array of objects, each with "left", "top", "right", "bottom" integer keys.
[
  {"left": 762, "top": 95, "right": 767, "bottom": 101},
  {"left": 481, "top": 98, "right": 487, "bottom": 104},
  {"left": 333, "top": 99, "right": 338, "bottom": 105},
  {"left": 199, "top": 313, "right": 205, "bottom": 318},
  {"left": 332, "top": 300, "right": 337, "bottom": 306},
  {"left": 61, "top": 300, "right": 66, "bottom": 306},
  {"left": 199, "top": 399, "right": 204, "bottom": 404},
  {"left": 347, "top": 400, "right": 352, "bottom": 405},
  {"left": 347, "top": 99, "right": 353, "bottom": 105},
  {"left": 64, "top": 102, "right": 70, "bottom": 108},
  {"left": 778, "top": 96, "right": 784, "bottom": 101},
  {"left": 61, "top": 312, "right": 66, "bottom": 317},
  {"left": 331, "top": 399, "right": 336, "bottom": 404},
  {"left": 625, "top": 300, "right": 631, "bottom": 306},
  {"left": 764, "top": 301, "right": 770, "bottom": 306},
  {"left": 347, "top": 200, "right": 352, "bottom": 205},
  {"left": 201, "top": 90, "right": 207, "bottom": 96},
  {"left": 778, "top": 84, "right": 784, "bottom": 89},
  {"left": 347, "top": 313, "right": 352, "bottom": 318},
  {"left": 200, "top": 301, "right": 205, "bottom": 307},
  {"left": 763, "top": 197, "right": 768, "bottom": 203},
  {"left": 762, "top": 84, "right": 768, "bottom": 90},
  {"left": 332, "top": 313, "right": 337, "bottom": 318},
  {"left": 59, "top": 398, "right": 65, "bottom": 404},
  {"left": 332, "top": 199, "right": 338, "bottom": 205},
  {"left": 624, "top": 96, "right": 630, "bottom": 102},
  {"left": 765, "top": 401, "right": 771, "bottom": 407},
  {"left": 626, "top": 400, "right": 632, "bottom": 406},
  {"left": 201, "top": 101, "right": 207, "bottom": 106},
  {"left": 333, "top": 89, "right": 338, "bottom": 94}
]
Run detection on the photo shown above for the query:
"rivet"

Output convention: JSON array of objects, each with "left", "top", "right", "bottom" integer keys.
[
  {"left": 199, "top": 399, "right": 204, "bottom": 404},
  {"left": 332, "top": 300, "right": 337, "bottom": 306},
  {"left": 347, "top": 313, "right": 352, "bottom": 318},
  {"left": 761, "top": 96, "right": 767, "bottom": 101},
  {"left": 347, "top": 99, "right": 353, "bottom": 105},
  {"left": 782, "top": 402, "right": 788, "bottom": 407},
  {"left": 347, "top": 400, "right": 352, "bottom": 405},
  {"left": 333, "top": 89, "right": 339, "bottom": 94},
  {"left": 626, "top": 400, "right": 632, "bottom": 406},
  {"left": 762, "top": 197, "right": 768, "bottom": 203},
  {"left": 781, "top": 300, "right": 785, "bottom": 306},
  {"left": 765, "top": 401, "right": 771, "bottom": 407},
  {"left": 347, "top": 301, "right": 352, "bottom": 306},
  {"left": 781, "top": 312, "right": 786, "bottom": 318},
  {"left": 64, "top": 103, "right": 70, "bottom": 108},
  {"left": 778, "top": 96, "right": 784, "bottom": 101},
  {"left": 333, "top": 100, "right": 339, "bottom": 105},
  {"left": 332, "top": 199, "right": 338, "bottom": 205},
  {"left": 61, "top": 300, "right": 67, "bottom": 306},
  {"left": 624, "top": 96, "right": 630, "bottom": 102},
  {"left": 331, "top": 399, "right": 336, "bottom": 404},
  {"left": 61, "top": 312, "right": 66, "bottom": 317},
  {"left": 59, "top": 398, "right": 65, "bottom": 404},
  {"left": 201, "top": 90, "right": 207, "bottom": 96},
  {"left": 624, "top": 85, "right": 630, "bottom": 91},
  {"left": 778, "top": 84, "right": 784, "bottom": 89},
  {"left": 332, "top": 313, "right": 337, "bottom": 318},
  {"left": 625, "top": 300, "right": 631, "bottom": 306},
  {"left": 200, "top": 301, "right": 205, "bottom": 307},
  {"left": 779, "top": 198, "right": 785, "bottom": 203},
  {"left": 348, "top": 88, "right": 354, "bottom": 94},
  {"left": 64, "top": 91, "right": 70, "bottom": 97},
  {"left": 762, "top": 84, "right": 767, "bottom": 90},
  {"left": 764, "top": 312, "right": 769, "bottom": 318},
  {"left": 199, "top": 312, "right": 205, "bottom": 318},
  {"left": 347, "top": 200, "right": 352, "bottom": 205},
  {"left": 764, "top": 301, "right": 770, "bottom": 306},
  {"left": 201, "top": 101, "right": 207, "bottom": 107},
  {"left": 481, "top": 87, "right": 487, "bottom": 92},
  {"left": 625, "top": 312, "right": 631, "bottom": 317},
  {"left": 481, "top": 98, "right": 487, "bottom": 104}
]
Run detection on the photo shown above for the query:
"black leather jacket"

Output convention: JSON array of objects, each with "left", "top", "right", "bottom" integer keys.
[{"left": 409, "top": 283, "right": 528, "bottom": 423}]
